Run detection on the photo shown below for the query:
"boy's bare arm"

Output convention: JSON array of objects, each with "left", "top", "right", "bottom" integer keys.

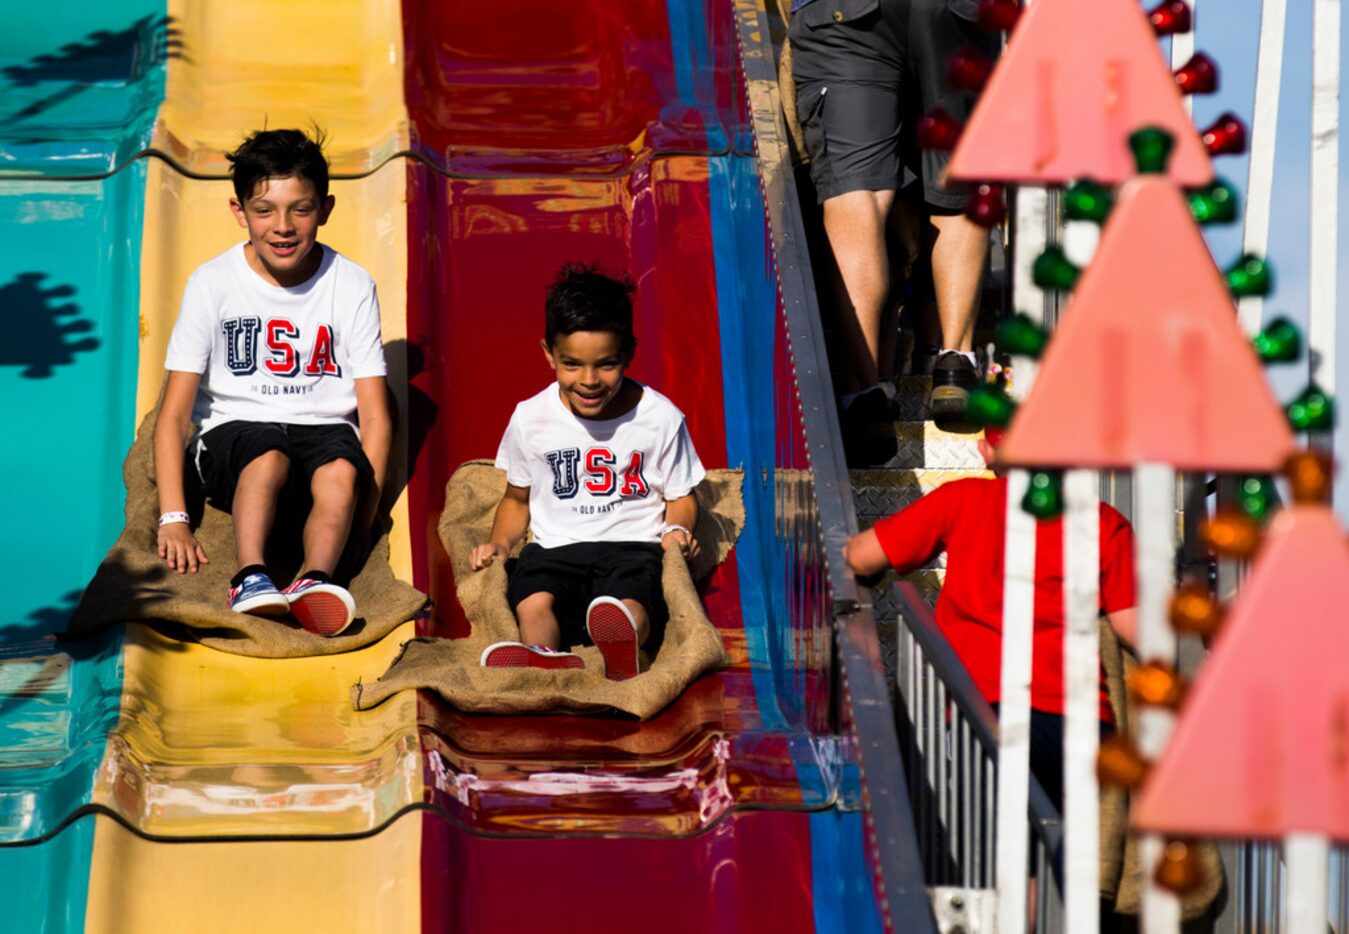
[
  {"left": 843, "top": 528, "right": 889, "bottom": 576},
  {"left": 154, "top": 371, "right": 209, "bottom": 573},
  {"left": 470, "top": 484, "right": 531, "bottom": 570},
  {"left": 661, "top": 492, "right": 700, "bottom": 560},
  {"left": 354, "top": 375, "right": 393, "bottom": 532},
  {"left": 1105, "top": 606, "right": 1137, "bottom": 650}
]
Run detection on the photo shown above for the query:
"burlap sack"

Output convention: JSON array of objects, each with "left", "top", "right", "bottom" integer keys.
[
  {"left": 1100, "top": 621, "right": 1224, "bottom": 921},
  {"left": 66, "top": 404, "right": 427, "bottom": 657},
  {"left": 351, "top": 462, "right": 741, "bottom": 720}
]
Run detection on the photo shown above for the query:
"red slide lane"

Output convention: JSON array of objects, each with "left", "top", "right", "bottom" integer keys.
[{"left": 400, "top": 3, "right": 826, "bottom": 929}]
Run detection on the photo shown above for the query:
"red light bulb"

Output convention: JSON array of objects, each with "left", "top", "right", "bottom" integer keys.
[
  {"left": 1201, "top": 112, "right": 1248, "bottom": 156},
  {"left": 965, "top": 183, "right": 1006, "bottom": 227},
  {"left": 947, "top": 45, "right": 994, "bottom": 92},
  {"left": 1174, "top": 53, "right": 1219, "bottom": 95},
  {"left": 1148, "top": 0, "right": 1192, "bottom": 36},
  {"left": 976, "top": 0, "right": 1021, "bottom": 32},
  {"left": 917, "top": 108, "right": 964, "bottom": 151}
]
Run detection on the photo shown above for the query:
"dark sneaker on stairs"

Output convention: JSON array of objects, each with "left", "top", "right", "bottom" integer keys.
[{"left": 929, "top": 351, "right": 979, "bottom": 421}]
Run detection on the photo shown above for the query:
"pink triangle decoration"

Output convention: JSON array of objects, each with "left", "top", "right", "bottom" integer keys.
[
  {"left": 1132, "top": 505, "right": 1349, "bottom": 841},
  {"left": 947, "top": 0, "right": 1212, "bottom": 186},
  {"left": 998, "top": 176, "right": 1294, "bottom": 471}
]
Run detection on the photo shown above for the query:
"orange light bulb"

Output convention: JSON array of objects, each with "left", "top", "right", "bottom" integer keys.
[
  {"left": 1096, "top": 735, "right": 1150, "bottom": 789},
  {"left": 1128, "top": 660, "right": 1187, "bottom": 709},
  {"left": 1169, "top": 582, "right": 1224, "bottom": 637},
  {"left": 1283, "top": 449, "right": 1334, "bottom": 505},
  {"left": 1200, "top": 508, "right": 1262, "bottom": 559},
  {"left": 1154, "top": 839, "right": 1208, "bottom": 895}
]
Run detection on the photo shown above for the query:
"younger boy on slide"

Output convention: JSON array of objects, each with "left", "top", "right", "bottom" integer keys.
[
  {"left": 154, "top": 128, "right": 392, "bottom": 636},
  {"left": 470, "top": 264, "right": 705, "bottom": 680}
]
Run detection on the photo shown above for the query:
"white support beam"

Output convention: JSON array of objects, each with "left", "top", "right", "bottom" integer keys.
[
  {"left": 1309, "top": 0, "right": 1340, "bottom": 398},
  {"left": 998, "top": 176, "right": 1049, "bottom": 934},
  {"left": 1285, "top": 833, "right": 1331, "bottom": 933},
  {"left": 996, "top": 469, "right": 1036, "bottom": 934},
  {"left": 1063, "top": 469, "right": 1101, "bottom": 934},
  {"left": 1170, "top": 0, "right": 1197, "bottom": 118},
  {"left": 1135, "top": 463, "right": 1181, "bottom": 934},
  {"left": 1239, "top": 0, "right": 1289, "bottom": 337}
]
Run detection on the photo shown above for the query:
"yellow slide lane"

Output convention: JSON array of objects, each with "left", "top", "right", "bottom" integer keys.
[
  {"left": 153, "top": 0, "right": 411, "bottom": 176},
  {"left": 92, "top": 622, "right": 422, "bottom": 837},
  {"left": 85, "top": 813, "right": 421, "bottom": 933},
  {"left": 88, "top": 0, "right": 422, "bottom": 926}
]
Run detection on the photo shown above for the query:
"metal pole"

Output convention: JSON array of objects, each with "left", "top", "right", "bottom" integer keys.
[
  {"left": 1309, "top": 0, "right": 1340, "bottom": 462},
  {"left": 1063, "top": 468, "right": 1101, "bottom": 934},
  {"left": 1285, "top": 833, "right": 1331, "bottom": 933},
  {"left": 996, "top": 175, "right": 1050, "bottom": 934},
  {"left": 996, "top": 469, "right": 1035, "bottom": 934},
  {"left": 1135, "top": 463, "right": 1181, "bottom": 934},
  {"left": 1239, "top": 0, "right": 1290, "bottom": 337}
]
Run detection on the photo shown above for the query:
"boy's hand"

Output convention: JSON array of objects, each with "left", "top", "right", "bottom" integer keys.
[
  {"left": 158, "top": 523, "right": 209, "bottom": 574},
  {"left": 470, "top": 543, "right": 508, "bottom": 571},
  {"left": 661, "top": 526, "right": 699, "bottom": 561}
]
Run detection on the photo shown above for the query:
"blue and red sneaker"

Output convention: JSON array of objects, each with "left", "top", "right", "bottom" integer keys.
[
  {"left": 282, "top": 578, "right": 356, "bottom": 636},
  {"left": 227, "top": 572, "right": 289, "bottom": 617},
  {"left": 479, "top": 642, "right": 585, "bottom": 670},
  {"left": 585, "top": 596, "right": 640, "bottom": 681}
]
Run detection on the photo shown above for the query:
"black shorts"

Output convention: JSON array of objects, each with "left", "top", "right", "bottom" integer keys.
[
  {"left": 789, "top": 0, "right": 998, "bottom": 208},
  {"left": 507, "top": 541, "right": 666, "bottom": 647},
  {"left": 192, "top": 420, "right": 374, "bottom": 514}
]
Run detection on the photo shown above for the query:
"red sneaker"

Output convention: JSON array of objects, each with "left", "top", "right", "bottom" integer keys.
[
  {"left": 282, "top": 579, "right": 356, "bottom": 636},
  {"left": 479, "top": 642, "right": 585, "bottom": 670},
  {"left": 586, "top": 596, "right": 640, "bottom": 681}
]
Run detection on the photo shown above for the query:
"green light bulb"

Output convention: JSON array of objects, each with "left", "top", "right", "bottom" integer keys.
[
  {"left": 1238, "top": 474, "right": 1276, "bottom": 522},
  {"left": 966, "top": 385, "right": 1016, "bottom": 428},
  {"left": 1064, "top": 180, "right": 1113, "bottom": 224},
  {"left": 1187, "top": 179, "right": 1238, "bottom": 225},
  {"left": 1252, "top": 316, "right": 1301, "bottom": 363},
  {"left": 1032, "top": 246, "right": 1081, "bottom": 291},
  {"left": 1226, "top": 254, "right": 1272, "bottom": 298},
  {"left": 994, "top": 314, "right": 1048, "bottom": 358},
  {"left": 1129, "top": 126, "right": 1175, "bottom": 174},
  {"left": 1286, "top": 384, "right": 1336, "bottom": 432},
  {"left": 1021, "top": 470, "right": 1064, "bottom": 519}
]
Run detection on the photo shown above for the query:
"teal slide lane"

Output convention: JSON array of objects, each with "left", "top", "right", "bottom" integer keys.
[
  {"left": 0, "top": 819, "right": 99, "bottom": 934},
  {"left": 0, "top": 4, "right": 166, "bottom": 930},
  {"left": 0, "top": 2, "right": 169, "bottom": 176}
]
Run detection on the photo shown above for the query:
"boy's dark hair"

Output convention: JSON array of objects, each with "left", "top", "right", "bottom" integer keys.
[
  {"left": 545, "top": 263, "right": 637, "bottom": 357},
  {"left": 226, "top": 128, "right": 330, "bottom": 203}
]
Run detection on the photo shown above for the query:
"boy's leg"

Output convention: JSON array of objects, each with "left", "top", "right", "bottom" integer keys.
[
  {"left": 284, "top": 424, "right": 375, "bottom": 580},
  {"left": 231, "top": 449, "right": 290, "bottom": 569},
  {"left": 587, "top": 542, "right": 665, "bottom": 680},
  {"left": 515, "top": 591, "right": 562, "bottom": 650},
  {"left": 302, "top": 458, "right": 359, "bottom": 576}
]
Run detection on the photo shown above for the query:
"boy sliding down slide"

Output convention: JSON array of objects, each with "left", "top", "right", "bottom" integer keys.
[
  {"left": 153, "top": 128, "right": 393, "bottom": 636},
  {"left": 470, "top": 264, "right": 705, "bottom": 680}
]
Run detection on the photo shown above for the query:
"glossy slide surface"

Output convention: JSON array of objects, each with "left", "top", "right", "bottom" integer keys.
[{"left": 0, "top": 1, "right": 885, "bottom": 931}]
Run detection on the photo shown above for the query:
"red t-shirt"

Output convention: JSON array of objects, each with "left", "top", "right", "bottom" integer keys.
[{"left": 873, "top": 477, "right": 1134, "bottom": 721}]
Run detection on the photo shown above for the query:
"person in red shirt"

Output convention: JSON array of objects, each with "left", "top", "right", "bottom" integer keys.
[{"left": 844, "top": 429, "right": 1138, "bottom": 808}]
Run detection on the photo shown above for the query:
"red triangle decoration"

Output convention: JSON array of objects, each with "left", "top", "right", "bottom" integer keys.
[
  {"left": 998, "top": 176, "right": 1294, "bottom": 471},
  {"left": 948, "top": 0, "right": 1212, "bottom": 186},
  {"left": 1132, "top": 505, "right": 1349, "bottom": 840}
]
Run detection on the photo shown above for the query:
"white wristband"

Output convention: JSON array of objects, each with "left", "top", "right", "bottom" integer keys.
[
  {"left": 661, "top": 523, "right": 692, "bottom": 539},
  {"left": 159, "top": 511, "right": 190, "bottom": 527}
]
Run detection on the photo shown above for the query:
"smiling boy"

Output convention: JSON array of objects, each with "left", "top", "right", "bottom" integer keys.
[
  {"left": 153, "top": 128, "right": 392, "bottom": 636},
  {"left": 469, "top": 264, "right": 705, "bottom": 680}
]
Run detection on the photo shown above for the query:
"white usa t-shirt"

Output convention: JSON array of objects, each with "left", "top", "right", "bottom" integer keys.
[
  {"left": 164, "top": 243, "right": 387, "bottom": 434},
  {"left": 495, "top": 382, "right": 707, "bottom": 549}
]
